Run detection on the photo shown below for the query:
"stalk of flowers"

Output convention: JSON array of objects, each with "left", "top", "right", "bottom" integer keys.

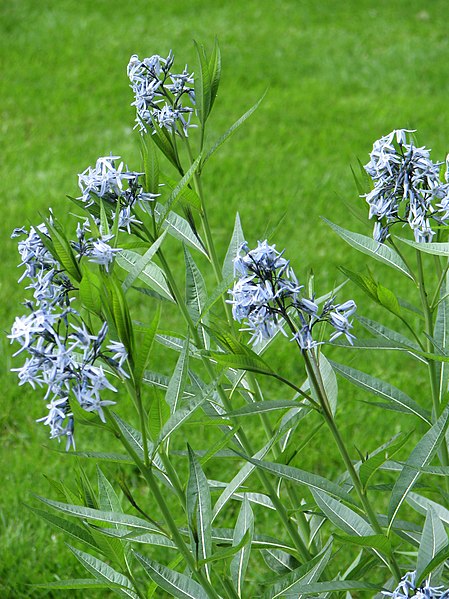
[
  {"left": 127, "top": 51, "right": 195, "bottom": 135},
  {"left": 9, "top": 221, "right": 128, "bottom": 450},
  {"left": 383, "top": 570, "right": 449, "bottom": 598},
  {"left": 228, "top": 240, "right": 356, "bottom": 348},
  {"left": 363, "top": 129, "right": 449, "bottom": 243}
]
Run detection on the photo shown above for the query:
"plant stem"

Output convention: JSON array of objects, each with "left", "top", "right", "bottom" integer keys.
[
  {"left": 302, "top": 351, "right": 402, "bottom": 581},
  {"left": 108, "top": 410, "right": 222, "bottom": 599}
]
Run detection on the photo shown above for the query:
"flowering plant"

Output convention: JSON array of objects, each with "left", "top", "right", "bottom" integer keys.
[{"left": 10, "top": 42, "right": 449, "bottom": 598}]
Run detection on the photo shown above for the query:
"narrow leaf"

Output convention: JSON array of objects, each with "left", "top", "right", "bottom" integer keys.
[
  {"left": 223, "top": 213, "right": 244, "bottom": 280},
  {"left": 230, "top": 497, "right": 253, "bottom": 597},
  {"left": 312, "top": 489, "right": 374, "bottom": 536},
  {"left": 324, "top": 219, "right": 413, "bottom": 279},
  {"left": 187, "top": 446, "right": 212, "bottom": 574},
  {"left": 416, "top": 507, "right": 448, "bottom": 581}
]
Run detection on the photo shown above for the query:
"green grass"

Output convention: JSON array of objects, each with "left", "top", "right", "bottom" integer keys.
[{"left": 2, "top": 0, "right": 449, "bottom": 596}]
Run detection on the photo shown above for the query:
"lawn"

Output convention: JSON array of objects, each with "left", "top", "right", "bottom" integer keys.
[{"left": 2, "top": 0, "right": 449, "bottom": 596}]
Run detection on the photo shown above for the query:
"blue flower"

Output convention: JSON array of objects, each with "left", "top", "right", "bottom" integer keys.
[
  {"left": 383, "top": 571, "right": 449, "bottom": 598},
  {"left": 229, "top": 241, "right": 356, "bottom": 349}
]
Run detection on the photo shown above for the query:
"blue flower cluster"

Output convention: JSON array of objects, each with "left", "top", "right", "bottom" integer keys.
[
  {"left": 364, "top": 129, "right": 449, "bottom": 243},
  {"left": 127, "top": 52, "right": 195, "bottom": 135},
  {"left": 9, "top": 221, "right": 128, "bottom": 449},
  {"left": 383, "top": 571, "right": 449, "bottom": 598},
  {"left": 229, "top": 241, "right": 356, "bottom": 348}
]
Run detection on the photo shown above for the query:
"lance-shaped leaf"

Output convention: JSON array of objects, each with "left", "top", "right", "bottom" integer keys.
[
  {"left": 122, "top": 232, "right": 167, "bottom": 293},
  {"left": 407, "top": 492, "right": 449, "bottom": 526},
  {"left": 434, "top": 272, "right": 449, "bottom": 403},
  {"left": 165, "top": 334, "right": 190, "bottom": 414},
  {"left": 159, "top": 154, "right": 202, "bottom": 225},
  {"left": 35, "top": 496, "right": 162, "bottom": 534},
  {"left": 237, "top": 454, "right": 355, "bottom": 504},
  {"left": 133, "top": 308, "right": 160, "bottom": 387},
  {"left": 33, "top": 580, "right": 116, "bottom": 590},
  {"left": 148, "top": 393, "right": 170, "bottom": 441},
  {"left": 158, "top": 388, "right": 211, "bottom": 446},
  {"left": 97, "top": 467, "right": 122, "bottom": 514},
  {"left": 68, "top": 545, "right": 138, "bottom": 598},
  {"left": 216, "top": 400, "right": 306, "bottom": 418},
  {"left": 416, "top": 507, "right": 448, "bottom": 582},
  {"left": 27, "top": 504, "right": 99, "bottom": 552},
  {"left": 356, "top": 315, "right": 424, "bottom": 361},
  {"left": 329, "top": 359, "right": 431, "bottom": 423},
  {"left": 223, "top": 213, "right": 244, "bottom": 280},
  {"left": 281, "top": 580, "right": 381, "bottom": 596},
  {"left": 266, "top": 541, "right": 333, "bottom": 599},
  {"left": 397, "top": 237, "right": 449, "bottom": 256},
  {"left": 134, "top": 551, "right": 210, "bottom": 599},
  {"left": 311, "top": 354, "right": 338, "bottom": 415},
  {"left": 213, "top": 438, "right": 275, "bottom": 521},
  {"left": 116, "top": 250, "right": 174, "bottom": 301},
  {"left": 312, "top": 489, "right": 374, "bottom": 537},
  {"left": 141, "top": 134, "right": 159, "bottom": 195},
  {"left": 186, "top": 446, "right": 212, "bottom": 575},
  {"left": 153, "top": 204, "right": 207, "bottom": 256},
  {"left": 185, "top": 247, "right": 208, "bottom": 328},
  {"left": 324, "top": 219, "right": 413, "bottom": 279},
  {"left": 388, "top": 403, "right": 449, "bottom": 526},
  {"left": 359, "top": 432, "right": 413, "bottom": 490},
  {"left": 230, "top": 497, "right": 254, "bottom": 597},
  {"left": 79, "top": 266, "right": 102, "bottom": 314}
]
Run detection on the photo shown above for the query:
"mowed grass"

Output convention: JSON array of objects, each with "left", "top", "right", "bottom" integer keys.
[{"left": 2, "top": 0, "right": 449, "bottom": 596}]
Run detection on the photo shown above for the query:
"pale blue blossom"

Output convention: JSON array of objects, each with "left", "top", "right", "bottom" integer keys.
[
  {"left": 128, "top": 51, "right": 195, "bottom": 135},
  {"left": 229, "top": 241, "right": 356, "bottom": 349},
  {"left": 363, "top": 129, "right": 449, "bottom": 242},
  {"left": 382, "top": 570, "right": 449, "bottom": 598}
]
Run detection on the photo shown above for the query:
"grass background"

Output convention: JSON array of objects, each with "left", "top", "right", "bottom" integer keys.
[{"left": 2, "top": 0, "right": 449, "bottom": 596}]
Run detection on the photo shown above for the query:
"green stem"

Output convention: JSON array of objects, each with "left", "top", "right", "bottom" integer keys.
[
  {"left": 156, "top": 248, "right": 312, "bottom": 561},
  {"left": 303, "top": 351, "right": 402, "bottom": 581},
  {"left": 416, "top": 250, "right": 449, "bottom": 471},
  {"left": 108, "top": 410, "right": 221, "bottom": 599}
]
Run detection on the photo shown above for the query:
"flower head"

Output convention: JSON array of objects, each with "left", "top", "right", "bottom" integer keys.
[
  {"left": 363, "top": 129, "right": 449, "bottom": 243},
  {"left": 229, "top": 241, "right": 356, "bottom": 348},
  {"left": 127, "top": 51, "right": 195, "bottom": 135},
  {"left": 382, "top": 570, "right": 449, "bottom": 598}
]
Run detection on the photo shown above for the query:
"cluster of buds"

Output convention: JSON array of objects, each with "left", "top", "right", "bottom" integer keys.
[
  {"left": 229, "top": 241, "right": 356, "bottom": 348},
  {"left": 127, "top": 52, "right": 195, "bottom": 135},
  {"left": 364, "top": 129, "right": 449, "bottom": 243},
  {"left": 9, "top": 222, "right": 128, "bottom": 449},
  {"left": 383, "top": 571, "right": 449, "bottom": 598}
]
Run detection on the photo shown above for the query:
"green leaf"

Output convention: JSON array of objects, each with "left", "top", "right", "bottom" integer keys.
[
  {"left": 97, "top": 467, "right": 122, "bottom": 514},
  {"left": 223, "top": 213, "right": 244, "bottom": 280},
  {"left": 141, "top": 134, "right": 159, "bottom": 195},
  {"left": 397, "top": 237, "right": 449, "bottom": 256},
  {"left": 33, "top": 579, "right": 115, "bottom": 590},
  {"left": 388, "top": 403, "right": 449, "bottom": 526},
  {"left": 158, "top": 389, "right": 208, "bottom": 446},
  {"left": 416, "top": 507, "right": 448, "bottom": 582},
  {"left": 148, "top": 393, "right": 170, "bottom": 441},
  {"left": 159, "top": 154, "right": 202, "bottom": 225},
  {"left": 312, "top": 489, "right": 374, "bottom": 536},
  {"left": 230, "top": 497, "right": 253, "bottom": 597},
  {"left": 147, "top": 123, "right": 180, "bottom": 171},
  {"left": 206, "top": 351, "right": 275, "bottom": 376},
  {"left": 324, "top": 219, "right": 413, "bottom": 279},
  {"left": 79, "top": 266, "right": 102, "bottom": 314},
  {"left": 122, "top": 232, "right": 167, "bottom": 293},
  {"left": 44, "top": 217, "right": 82, "bottom": 282},
  {"left": 356, "top": 315, "right": 423, "bottom": 354},
  {"left": 133, "top": 307, "right": 161, "bottom": 387},
  {"left": 108, "top": 277, "right": 134, "bottom": 355},
  {"left": 166, "top": 334, "right": 190, "bottom": 414},
  {"left": 212, "top": 439, "right": 275, "bottom": 522},
  {"left": 160, "top": 173, "right": 201, "bottom": 211},
  {"left": 116, "top": 249, "right": 174, "bottom": 301},
  {"left": 216, "top": 400, "right": 305, "bottom": 418},
  {"left": 202, "top": 93, "right": 265, "bottom": 168},
  {"left": 27, "top": 504, "right": 98, "bottom": 552},
  {"left": 238, "top": 455, "right": 355, "bottom": 504},
  {"left": 334, "top": 533, "right": 391, "bottom": 554},
  {"left": 35, "top": 496, "right": 162, "bottom": 534},
  {"left": 194, "top": 41, "right": 212, "bottom": 127},
  {"left": 186, "top": 446, "right": 212, "bottom": 573},
  {"left": 184, "top": 247, "right": 208, "bottom": 326},
  {"left": 153, "top": 203, "right": 207, "bottom": 256},
  {"left": 134, "top": 551, "right": 210, "bottom": 599},
  {"left": 359, "top": 432, "right": 413, "bottom": 490},
  {"left": 200, "top": 273, "right": 236, "bottom": 320},
  {"left": 329, "top": 360, "right": 431, "bottom": 424},
  {"left": 434, "top": 273, "right": 449, "bottom": 403},
  {"left": 281, "top": 580, "right": 381, "bottom": 596},
  {"left": 208, "top": 38, "right": 221, "bottom": 114},
  {"left": 407, "top": 492, "right": 449, "bottom": 526},
  {"left": 68, "top": 545, "right": 138, "bottom": 598},
  {"left": 311, "top": 354, "right": 337, "bottom": 415},
  {"left": 377, "top": 283, "right": 402, "bottom": 317},
  {"left": 266, "top": 541, "right": 333, "bottom": 599}
]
